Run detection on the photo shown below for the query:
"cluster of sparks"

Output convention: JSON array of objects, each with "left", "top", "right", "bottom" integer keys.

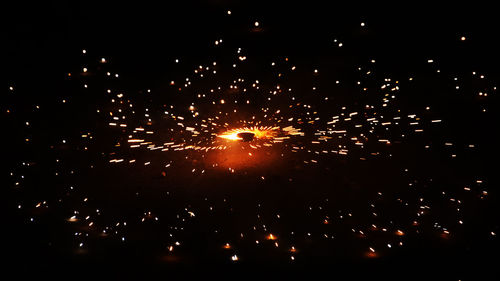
[
  {"left": 6, "top": 7, "right": 498, "bottom": 268},
  {"left": 217, "top": 127, "right": 279, "bottom": 141}
]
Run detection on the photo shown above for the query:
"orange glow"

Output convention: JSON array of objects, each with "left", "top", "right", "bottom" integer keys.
[
  {"left": 365, "top": 251, "right": 378, "bottom": 258},
  {"left": 440, "top": 230, "right": 451, "bottom": 239},
  {"left": 266, "top": 234, "right": 277, "bottom": 240},
  {"left": 217, "top": 126, "right": 278, "bottom": 141},
  {"left": 364, "top": 247, "right": 378, "bottom": 258},
  {"left": 223, "top": 243, "right": 231, "bottom": 249},
  {"left": 67, "top": 216, "right": 78, "bottom": 222}
]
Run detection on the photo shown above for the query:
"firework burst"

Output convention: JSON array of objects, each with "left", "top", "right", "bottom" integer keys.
[{"left": 5, "top": 3, "right": 497, "bottom": 273}]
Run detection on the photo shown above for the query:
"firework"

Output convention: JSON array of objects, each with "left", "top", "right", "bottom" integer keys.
[{"left": 5, "top": 3, "right": 497, "bottom": 274}]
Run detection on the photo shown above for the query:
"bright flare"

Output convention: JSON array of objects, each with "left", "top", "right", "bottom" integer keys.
[{"left": 217, "top": 126, "right": 278, "bottom": 141}]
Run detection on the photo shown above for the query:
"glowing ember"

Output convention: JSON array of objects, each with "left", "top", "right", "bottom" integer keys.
[
  {"left": 217, "top": 126, "right": 278, "bottom": 141},
  {"left": 266, "top": 234, "right": 277, "bottom": 240}
]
